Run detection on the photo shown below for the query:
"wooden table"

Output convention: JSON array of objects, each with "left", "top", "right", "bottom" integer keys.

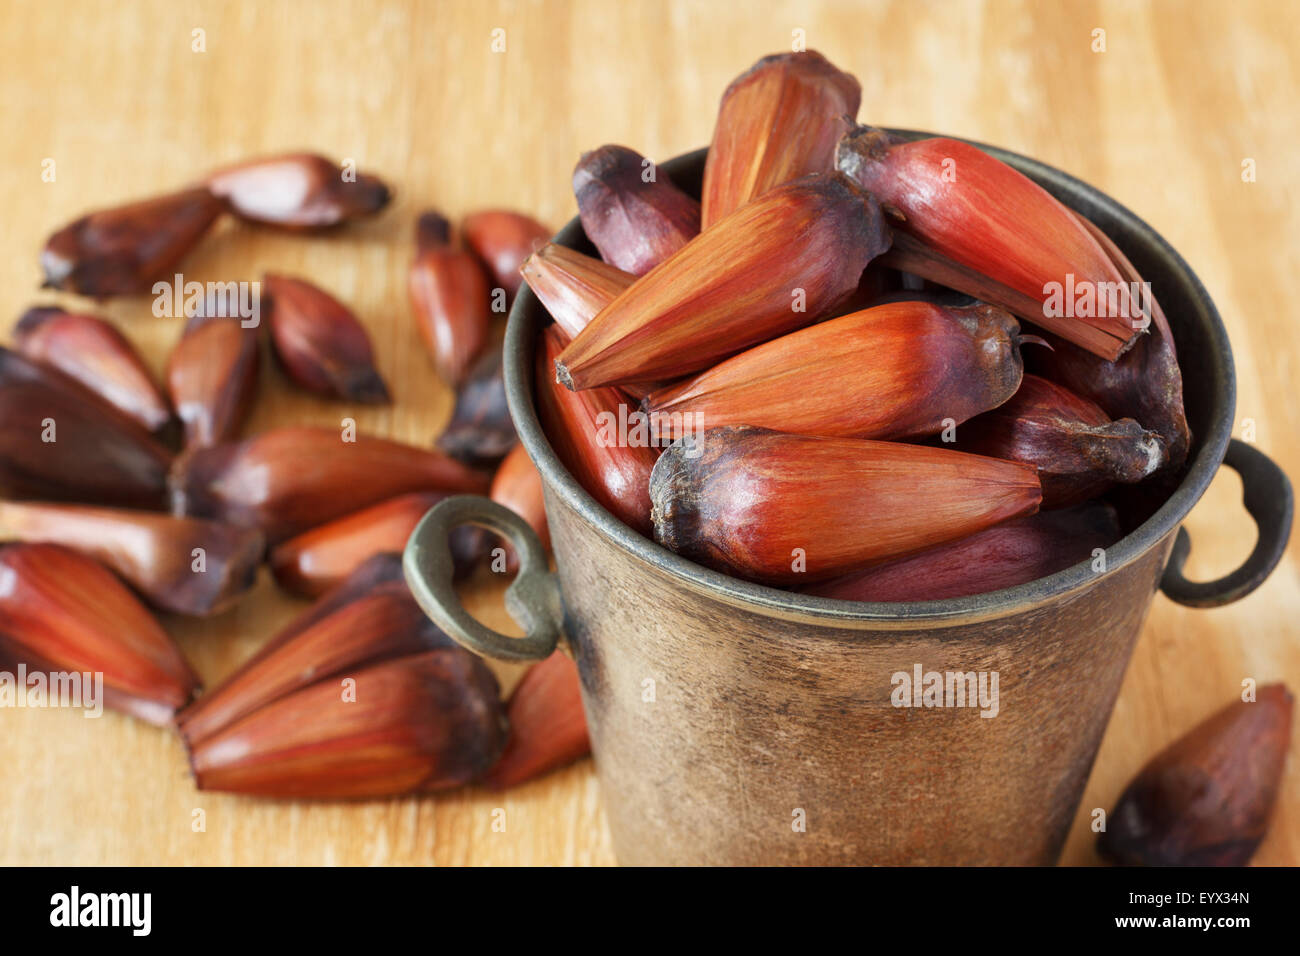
[{"left": 0, "top": 0, "right": 1295, "bottom": 866}]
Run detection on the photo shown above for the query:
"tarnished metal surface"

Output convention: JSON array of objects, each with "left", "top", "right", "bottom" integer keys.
[{"left": 548, "top": 484, "right": 1174, "bottom": 865}]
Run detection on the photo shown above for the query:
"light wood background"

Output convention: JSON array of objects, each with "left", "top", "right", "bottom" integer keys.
[{"left": 0, "top": 0, "right": 1295, "bottom": 866}]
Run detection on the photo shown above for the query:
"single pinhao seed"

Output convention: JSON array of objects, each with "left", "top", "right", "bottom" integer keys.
[
  {"left": 205, "top": 152, "right": 392, "bottom": 230},
  {"left": 0, "top": 542, "right": 200, "bottom": 725},
  {"left": 643, "top": 300, "right": 1027, "bottom": 441},
  {"left": 0, "top": 501, "right": 263, "bottom": 616},
  {"left": 573, "top": 145, "right": 700, "bottom": 275},
  {"left": 166, "top": 307, "right": 261, "bottom": 449},
  {"left": 1099, "top": 685, "right": 1293, "bottom": 866},
  {"left": 0, "top": 347, "right": 173, "bottom": 510},
  {"left": 170, "top": 426, "right": 490, "bottom": 543},
  {"left": 836, "top": 125, "right": 1141, "bottom": 360},
  {"left": 13, "top": 307, "right": 172, "bottom": 433},
  {"left": 435, "top": 347, "right": 519, "bottom": 469},
  {"left": 40, "top": 187, "right": 225, "bottom": 297},
  {"left": 408, "top": 212, "right": 494, "bottom": 386},
  {"left": 263, "top": 274, "right": 391, "bottom": 403},
  {"left": 185, "top": 651, "right": 506, "bottom": 798},
  {"left": 485, "top": 650, "right": 589, "bottom": 789},
  {"left": 650, "top": 425, "right": 1042, "bottom": 585},
  {"left": 805, "top": 502, "right": 1119, "bottom": 602},
  {"left": 702, "top": 50, "right": 861, "bottom": 227}
]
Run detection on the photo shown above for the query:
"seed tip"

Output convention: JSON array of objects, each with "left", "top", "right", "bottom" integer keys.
[
  {"left": 416, "top": 211, "right": 452, "bottom": 251},
  {"left": 553, "top": 357, "right": 574, "bottom": 391},
  {"left": 343, "top": 368, "right": 393, "bottom": 404}
]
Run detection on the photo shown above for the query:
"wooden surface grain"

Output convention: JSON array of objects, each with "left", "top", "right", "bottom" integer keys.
[{"left": 0, "top": 0, "right": 1295, "bottom": 866}]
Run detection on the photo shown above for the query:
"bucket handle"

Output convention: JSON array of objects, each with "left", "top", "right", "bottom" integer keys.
[
  {"left": 403, "top": 495, "right": 564, "bottom": 661},
  {"left": 1161, "top": 439, "right": 1293, "bottom": 607}
]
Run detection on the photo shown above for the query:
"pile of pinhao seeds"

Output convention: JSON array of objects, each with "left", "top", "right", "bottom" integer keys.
[
  {"left": 2, "top": 152, "right": 582, "bottom": 797},
  {"left": 530, "top": 50, "right": 1193, "bottom": 597},
  {"left": 2, "top": 50, "right": 1289, "bottom": 865},
  {"left": 521, "top": 49, "right": 1289, "bottom": 864}
]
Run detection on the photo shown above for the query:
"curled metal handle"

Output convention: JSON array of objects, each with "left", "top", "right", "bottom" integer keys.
[
  {"left": 403, "top": 495, "right": 564, "bottom": 661},
  {"left": 1161, "top": 439, "right": 1293, "bottom": 607}
]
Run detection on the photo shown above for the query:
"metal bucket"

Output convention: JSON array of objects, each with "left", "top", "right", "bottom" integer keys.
[{"left": 403, "top": 135, "right": 1293, "bottom": 865}]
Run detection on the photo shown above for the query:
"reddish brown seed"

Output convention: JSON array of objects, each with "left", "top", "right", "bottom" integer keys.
[
  {"left": 520, "top": 243, "right": 635, "bottom": 342},
  {"left": 536, "top": 327, "right": 657, "bottom": 535},
  {"left": 434, "top": 347, "right": 518, "bottom": 468},
  {"left": 573, "top": 145, "right": 701, "bottom": 275},
  {"left": 263, "top": 275, "right": 390, "bottom": 402},
  {"left": 1099, "top": 684, "right": 1293, "bottom": 866},
  {"left": 408, "top": 212, "right": 493, "bottom": 385},
  {"left": 166, "top": 311, "right": 261, "bottom": 448},
  {"left": 488, "top": 443, "right": 550, "bottom": 574},
  {"left": 643, "top": 301, "right": 1025, "bottom": 441},
  {"left": 268, "top": 492, "right": 486, "bottom": 597},
  {"left": 0, "top": 543, "right": 199, "bottom": 725},
  {"left": 462, "top": 210, "right": 551, "bottom": 299},
  {"left": 0, "top": 500, "right": 262, "bottom": 616},
  {"left": 1028, "top": 212, "right": 1191, "bottom": 471},
  {"left": 485, "top": 651, "right": 590, "bottom": 788},
  {"left": 186, "top": 650, "right": 506, "bottom": 798},
  {"left": 555, "top": 173, "right": 891, "bottom": 390},
  {"left": 702, "top": 50, "right": 861, "bottom": 227},
  {"left": 179, "top": 553, "right": 455, "bottom": 746},
  {"left": 805, "top": 501, "right": 1119, "bottom": 602},
  {"left": 13, "top": 307, "right": 171, "bottom": 432},
  {"left": 650, "top": 425, "right": 1042, "bottom": 585},
  {"left": 205, "top": 152, "right": 391, "bottom": 230},
  {"left": 0, "top": 347, "right": 173, "bottom": 509},
  {"left": 170, "top": 426, "right": 490, "bottom": 543},
  {"left": 955, "top": 374, "right": 1166, "bottom": 508},
  {"left": 40, "top": 187, "right": 225, "bottom": 297},
  {"left": 837, "top": 127, "right": 1141, "bottom": 360}
]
